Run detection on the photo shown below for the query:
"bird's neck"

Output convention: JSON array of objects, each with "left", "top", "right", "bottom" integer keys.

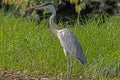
[{"left": 49, "top": 14, "right": 58, "bottom": 36}]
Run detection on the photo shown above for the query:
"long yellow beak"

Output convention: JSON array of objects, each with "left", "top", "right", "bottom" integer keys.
[{"left": 27, "top": 5, "right": 42, "bottom": 10}]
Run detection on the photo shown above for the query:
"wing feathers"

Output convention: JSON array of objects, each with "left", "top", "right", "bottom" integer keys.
[{"left": 58, "top": 29, "right": 87, "bottom": 64}]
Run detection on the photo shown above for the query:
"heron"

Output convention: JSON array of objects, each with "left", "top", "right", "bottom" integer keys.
[{"left": 28, "top": 2, "right": 87, "bottom": 80}]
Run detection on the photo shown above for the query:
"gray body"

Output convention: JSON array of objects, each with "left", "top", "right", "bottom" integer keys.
[{"left": 57, "top": 29, "right": 86, "bottom": 64}]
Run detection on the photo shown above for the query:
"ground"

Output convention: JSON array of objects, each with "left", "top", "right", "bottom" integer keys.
[{"left": 0, "top": 70, "right": 61, "bottom": 80}]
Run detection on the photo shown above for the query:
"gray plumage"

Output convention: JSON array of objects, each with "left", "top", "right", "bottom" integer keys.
[{"left": 57, "top": 29, "right": 86, "bottom": 64}]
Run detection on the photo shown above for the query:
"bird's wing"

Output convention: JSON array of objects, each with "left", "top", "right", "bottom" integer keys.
[{"left": 58, "top": 29, "right": 87, "bottom": 65}]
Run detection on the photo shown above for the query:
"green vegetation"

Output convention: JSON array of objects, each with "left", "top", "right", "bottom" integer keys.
[{"left": 0, "top": 10, "right": 120, "bottom": 79}]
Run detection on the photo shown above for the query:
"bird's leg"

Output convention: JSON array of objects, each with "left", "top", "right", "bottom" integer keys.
[
  {"left": 66, "top": 54, "right": 71, "bottom": 80},
  {"left": 69, "top": 55, "right": 72, "bottom": 78},
  {"left": 63, "top": 49, "right": 71, "bottom": 80}
]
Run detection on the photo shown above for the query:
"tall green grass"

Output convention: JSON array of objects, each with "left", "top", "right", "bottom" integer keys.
[{"left": 0, "top": 11, "right": 120, "bottom": 79}]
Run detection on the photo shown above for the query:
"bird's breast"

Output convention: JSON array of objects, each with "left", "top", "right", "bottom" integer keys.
[{"left": 57, "top": 31, "right": 68, "bottom": 51}]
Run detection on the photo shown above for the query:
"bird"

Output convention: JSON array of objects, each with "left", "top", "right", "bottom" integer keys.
[{"left": 28, "top": 2, "right": 87, "bottom": 80}]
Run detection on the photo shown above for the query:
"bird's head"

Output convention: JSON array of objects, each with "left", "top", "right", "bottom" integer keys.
[
  {"left": 28, "top": 2, "right": 52, "bottom": 9},
  {"left": 27, "top": 2, "right": 56, "bottom": 15}
]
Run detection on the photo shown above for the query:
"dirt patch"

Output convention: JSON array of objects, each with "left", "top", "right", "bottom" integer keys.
[
  {"left": 0, "top": 70, "right": 34, "bottom": 80},
  {"left": 0, "top": 70, "right": 61, "bottom": 80}
]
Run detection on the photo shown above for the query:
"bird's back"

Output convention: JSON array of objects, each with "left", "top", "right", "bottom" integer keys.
[{"left": 57, "top": 29, "right": 87, "bottom": 65}]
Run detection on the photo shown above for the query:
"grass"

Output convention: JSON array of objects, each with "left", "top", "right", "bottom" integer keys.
[{"left": 0, "top": 10, "right": 120, "bottom": 79}]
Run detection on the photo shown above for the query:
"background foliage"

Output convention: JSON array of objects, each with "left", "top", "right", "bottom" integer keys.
[{"left": 1, "top": 0, "right": 120, "bottom": 20}]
